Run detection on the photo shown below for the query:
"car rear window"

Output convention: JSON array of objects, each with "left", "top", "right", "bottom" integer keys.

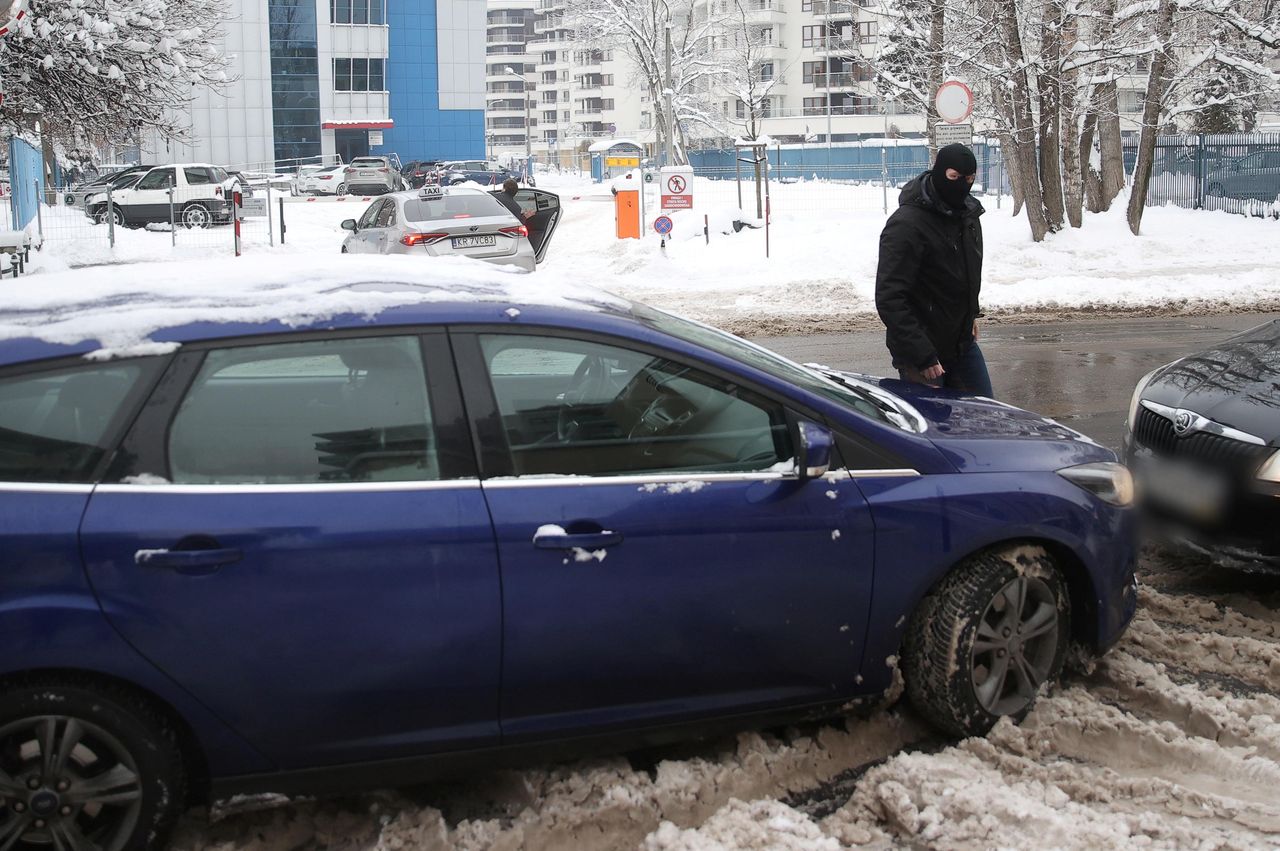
[
  {"left": 184, "top": 167, "right": 215, "bottom": 185},
  {"left": 351, "top": 158, "right": 385, "bottom": 168},
  {"left": 0, "top": 363, "right": 146, "bottom": 482},
  {"left": 403, "top": 194, "right": 508, "bottom": 221}
]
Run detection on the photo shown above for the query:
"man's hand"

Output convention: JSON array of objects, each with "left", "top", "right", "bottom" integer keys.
[
  {"left": 922, "top": 363, "right": 945, "bottom": 381},
  {"left": 973, "top": 320, "right": 980, "bottom": 341}
]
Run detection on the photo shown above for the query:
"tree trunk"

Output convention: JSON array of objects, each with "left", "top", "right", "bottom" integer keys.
[
  {"left": 1098, "top": 83, "right": 1125, "bottom": 208},
  {"left": 990, "top": 87, "right": 1025, "bottom": 216},
  {"left": 997, "top": 0, "right": 1050, "bottom": 240},
  {"left": 1080, "top": 109, "right": 1106, "bottom": 213},
  {"left": 1037, "top": 0, "right": 1066, "bottom": 231},
  {"left": 1126, "top": 0, "right": 1175, "bottom": 235},
  {"left": 1059, "top": 7, "right": 1083, "bottom": 228}
]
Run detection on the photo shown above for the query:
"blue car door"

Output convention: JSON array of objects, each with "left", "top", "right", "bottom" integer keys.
[
  {"left": 78, "top": 332, "right": 502, "bottom": 769},
  {"left": 455, "top": 330, "right": 876, "bottom": 741}
]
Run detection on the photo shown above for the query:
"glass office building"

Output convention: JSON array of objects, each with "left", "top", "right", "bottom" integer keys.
[{"left": 150, "top": 0, "right": 485, "bottom": 170}]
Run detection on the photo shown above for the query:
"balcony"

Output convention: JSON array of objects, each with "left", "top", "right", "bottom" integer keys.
[
  {"left": 533, "top": 14, "right": 565, "bottom": 33},
  {"left": 807, "top": 0, "right": 855, "bottom": 17},
  {"left": 811, "top": 71, "right": 865, "bottom": 88},
  {"left": 488, "top": 99, "right": 529, "bottom": 113},
  {"left": 810, "top": 35, "right": 857, "bottom": 54},
  {"left": 537, "top": 0, "right": 565, "bottom": 10},
  {"left": 743, "top": 0, "right": 786, "bottom": 22},
  {"left": 487, "top": 81, "right": 530, "bottom": 93},
  {"left": 486, "top": 14, "right": 528, "bottom": 26},
  {"left": 487, "top": 30, "right": 527, "bottom": 45}
]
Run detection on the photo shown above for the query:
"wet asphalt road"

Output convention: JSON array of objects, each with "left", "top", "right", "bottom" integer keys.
[{"left": 753, "top": 312, "right": 1280, "bottom": 451}]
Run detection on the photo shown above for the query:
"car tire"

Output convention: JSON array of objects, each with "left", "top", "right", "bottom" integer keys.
[
  {"left": 180, "top": 203, "right": 211, "bottom": 229},
  {"left": 0, "top": 678, "right": 187, "bottom": 851},
  {"left": 341, "top": 246, "right": 348, "bottom": 253},
  {"left": 902, "top": 545, "right": 1070, "bottom": 737},
  {"left": 336, "top": 183, "right": 348, "bottom": 196},
  {"left": 1207, "top": 182, "right": 1225, "bottom": 197},
  {"left": 94, "top": 206, "right": 127, "bottom": 228}
]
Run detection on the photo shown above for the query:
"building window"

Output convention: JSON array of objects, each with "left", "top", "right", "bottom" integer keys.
[
  {"left": 857, "top": 21, "right": 876, "bottom": 42},
  {"left": 334, "top": 58, "right": 385, "bottom": 91},
  {"left": 802, "top": 25, "right": 822, "bottom": 47},
  {"left": 803, "top": 61, "right": 824, "bottom": 83},
  {"left": 331, "top": 0, "right": 384, "bottom": 24},
  {"left": 803, "top": 96, "right": 827, "bottom": 116}
]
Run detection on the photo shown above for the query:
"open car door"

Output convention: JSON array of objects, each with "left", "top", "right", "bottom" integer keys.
[{"left": 491, "top": 188, "right": 560, "bottom": 265}]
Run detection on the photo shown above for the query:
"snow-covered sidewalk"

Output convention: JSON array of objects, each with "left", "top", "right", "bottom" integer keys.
[{"left": 24, "top": 172, "right": 1280, "bottom": 337}]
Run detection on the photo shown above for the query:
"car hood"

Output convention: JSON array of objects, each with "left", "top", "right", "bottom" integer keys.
[
  {"left": 827, "top": 371, "right": 1115, "bottom": 472},
  {"left": 1141, "top": 320, "right": 1280, "bottom": 445}
]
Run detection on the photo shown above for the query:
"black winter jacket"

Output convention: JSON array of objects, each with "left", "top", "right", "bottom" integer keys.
[{"left": 875, "top": 172, "right": 985, "bottom": 370}]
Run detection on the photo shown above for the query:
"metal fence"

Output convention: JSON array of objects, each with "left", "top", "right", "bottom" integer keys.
[{"left": 1127, "top": 132, "right": 1280, "bottom": 218}]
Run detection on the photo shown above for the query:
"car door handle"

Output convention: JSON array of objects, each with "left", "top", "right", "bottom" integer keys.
[
  {"left": 532, "top": 531, "right": 623, "bottom": 549},
  {"left": 135, "top": 547, "right": 243, "bottom": 574}
]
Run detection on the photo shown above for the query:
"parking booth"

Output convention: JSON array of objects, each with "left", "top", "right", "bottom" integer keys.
[{"left": 589, "top": 139, "right": 644, "bottom": 183}]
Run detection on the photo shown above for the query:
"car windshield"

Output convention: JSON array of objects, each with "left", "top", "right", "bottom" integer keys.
[
  {"left": 634, "top": 304, "right": 925, "bottom": 433},
  {"left": 403, "top": 194, "right": 509, "bottom": 221}
]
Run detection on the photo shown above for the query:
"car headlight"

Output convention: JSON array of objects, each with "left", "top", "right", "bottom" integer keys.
[
  {"left": 1058, "top": 461, "right": 1134, "bottom": 507},
  {"left": 1258, "top": 450, "right": 1280, "bottom": 484},
  {"left": 1127, "top": 366, "right": 1163, "bottom": 430}
]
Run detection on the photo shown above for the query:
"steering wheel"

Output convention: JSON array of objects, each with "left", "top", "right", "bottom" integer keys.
[{"left": 556, "top": 355, "right": 610, "bottom": 442}]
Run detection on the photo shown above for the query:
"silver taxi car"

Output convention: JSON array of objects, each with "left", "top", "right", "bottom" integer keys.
[{"left": 340, "top": 184, "right": 560, "bottom": 271}]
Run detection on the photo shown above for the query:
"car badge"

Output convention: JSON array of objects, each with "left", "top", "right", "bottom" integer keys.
[
  {"left": 1173, "top": 409, "right": 1195, "bottom": 436},
  {"left": 469, "top": 225, "right": 479, "bottom": 232}
]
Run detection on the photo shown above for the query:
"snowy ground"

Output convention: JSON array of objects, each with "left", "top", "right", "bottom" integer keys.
[
  {"left": 167, "top": 547, "right": 1280, "bottom": 851},
  {"left": 24, "top": 171, "right": 1280, "bottom": 337}
]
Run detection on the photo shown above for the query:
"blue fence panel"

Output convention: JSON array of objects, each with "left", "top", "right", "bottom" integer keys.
[{"left": 7, "top": 136, "right": 43, "bottom": 231}]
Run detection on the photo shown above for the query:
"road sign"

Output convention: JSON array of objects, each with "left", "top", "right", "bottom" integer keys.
[
  {"left": 934, "top": 123, "right": 973, "bottom": 146},
  {"left": 935, "top": 80, "right": 974, "bottom": 125},
  {"left": 368, "top": 130, "right": 384, "bottom": 146},
  {"left": 660, "top": 167, "right": 693, "bottom": 210},
  {"left": 643, "top": 172, "right": 654, "bottom": 183},
  {"left": 653, "top": 215, "right": 673, "bottom": 235}
]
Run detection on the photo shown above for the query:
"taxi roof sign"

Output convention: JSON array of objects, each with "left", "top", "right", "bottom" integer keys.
[{"left": 419, "top": 185, "right": 444, "bottom": 200}]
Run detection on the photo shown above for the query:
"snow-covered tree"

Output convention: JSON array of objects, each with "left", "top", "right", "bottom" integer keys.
[
  {"left": 569, "top": 0, "right": 722, "bottom": 164},
  {"left": 0, "top": 0, "right": 232, "bottom": 148}
]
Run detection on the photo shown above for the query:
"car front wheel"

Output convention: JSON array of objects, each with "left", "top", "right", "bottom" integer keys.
[
  {"left": 903, "top": 545, "right": 1069, "bottom": 737},
  {"left": 0, "top": 680, "right": 187, "bottom": 851},
  {"left": 336, "top": 183, "right": 347, "bottom": 196},
  {"left": 181, "top": 203, "right": 212, "bottom": 229}
]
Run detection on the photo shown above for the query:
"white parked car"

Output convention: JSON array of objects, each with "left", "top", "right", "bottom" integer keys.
[
  {"left": 297, "top": 165, "right": 349, "bottom": 196},
  {"left": 84, "top": 164, "right": 232, "bottom": 229},
  {"left": 339, "top": 184, "right": 560, "bottom": 272}
]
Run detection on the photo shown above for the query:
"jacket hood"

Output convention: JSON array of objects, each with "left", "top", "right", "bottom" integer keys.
[
  {"left": 1142, "top": 320, "right": 1280, "bottom": 445},
  {"left": 898, "top": 172, "right": 985, "bottom": 219}
]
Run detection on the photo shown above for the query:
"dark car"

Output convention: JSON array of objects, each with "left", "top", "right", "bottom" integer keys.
[
  {"left": 0, "top": 257, "right": 1137, "bottom": 849},
  {"left": 440, "top": 160, "right": 521, "bottom": 187},
  {"left": 1205, "top": 149, "right": 1280, "bottom": 201},
  {"left": 64, "top": 165, "right": 152, "bottom": 208},
  {"left": 401, "top": 159, "right": 443, "bottom": 188},
  {"left": 1125, "top": 319, "right": 1280, "bottom": 568}
]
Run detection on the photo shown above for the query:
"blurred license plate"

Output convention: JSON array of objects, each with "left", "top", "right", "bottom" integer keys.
[
  {"left": 1136, "top": 458, "right": 1228, "bottom": 522},
  {"left": 452, "top": 235, "right": 495, "bottom": 248}
]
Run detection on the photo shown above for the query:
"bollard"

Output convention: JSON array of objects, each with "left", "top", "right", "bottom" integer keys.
[
  {"left": 704, "top": 214, "right": 708, "bottom": 245},
  {"left": 33, "top": 181, "right": 43, "bottom": 241},
  {"left": 279, "top": 197, "right": 286, "bottom": 244},
  {"left": 266, "top": 183, "right": 274, "bottom": 246},
  {"left": 106, "top": 183, "right": 115, "bottom": 248},
  {"left": 168, "top": 174, "right": 176, "bottom": 246},
  {"left": 233, "top": 191, "right": 242, "bottom": 256}
]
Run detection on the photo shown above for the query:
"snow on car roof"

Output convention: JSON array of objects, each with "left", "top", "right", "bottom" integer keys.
[{"left": 0, "top": 255, "right": 631, "bottom": 364}]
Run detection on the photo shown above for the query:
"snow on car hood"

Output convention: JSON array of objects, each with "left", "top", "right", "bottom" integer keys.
[{"left": 0, "top": 254, "right": 629, "bottom": 361}]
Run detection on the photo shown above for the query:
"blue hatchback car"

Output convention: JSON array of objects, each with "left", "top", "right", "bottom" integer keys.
[{"left": 0, "top": 259, "right": 1137, "bottom": 849}]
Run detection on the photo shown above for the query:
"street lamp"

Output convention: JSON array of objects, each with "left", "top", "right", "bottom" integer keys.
[{"left": 505, "top": 66, "right": 533, "bottom": 183}]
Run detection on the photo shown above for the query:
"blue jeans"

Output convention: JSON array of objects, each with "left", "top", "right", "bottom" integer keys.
[{"left": 899, "top": 341, "right": 993, "bottom": 397}]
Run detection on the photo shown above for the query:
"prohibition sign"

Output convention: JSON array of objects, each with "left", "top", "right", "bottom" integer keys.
[
  {"left": 654, "top": 215, "right": 673, "bottom": 235},
  {"left": 666, "top": 174, "right": 687, "bottom": 194}
]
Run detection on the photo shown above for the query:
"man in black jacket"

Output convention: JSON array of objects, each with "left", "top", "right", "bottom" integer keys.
[{"left": 875, "top": 143, "right": 992, "bottom": 396}]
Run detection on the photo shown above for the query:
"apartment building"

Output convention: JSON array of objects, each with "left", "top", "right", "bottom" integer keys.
[{"left": 150, "top": 0, "right": 486, "bottom": 171}]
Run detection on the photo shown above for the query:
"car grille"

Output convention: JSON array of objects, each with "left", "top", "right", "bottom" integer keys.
[{"left": 1132, "top": 406, "right": 1273, "bottom": 476}]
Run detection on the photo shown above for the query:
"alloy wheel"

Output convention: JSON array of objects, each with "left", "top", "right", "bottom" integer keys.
[
  {"left": 0, "top": 715, "right": 143, "bottom": 851},
  {"left": 970, "top": 575, "right": 1061, "bottom": 716}
]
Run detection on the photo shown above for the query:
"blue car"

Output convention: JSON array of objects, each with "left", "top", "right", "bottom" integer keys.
[{"left": 0, "top": 261, "right": 1136, "bottom": 849}]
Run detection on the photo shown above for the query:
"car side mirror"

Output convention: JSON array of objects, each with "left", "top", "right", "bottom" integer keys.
[
  {"left": 796, "top": 420, "right": 833, "bottom": 481},
  {"left": 341, "top": 219, "right": 358, "bottom": 232}
]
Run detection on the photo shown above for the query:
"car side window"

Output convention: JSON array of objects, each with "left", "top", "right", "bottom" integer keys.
[
  {"left": 168, "top": 336, "right": 439, "bottom": 484},
  {"left": 358, "top": 200, "right": 383, "bottom": 229},
  {"left": 375, "top": 200, "right": 396, "bottom": 228},
  {"left": 479, "top": 334, "right": 791, "bottom": 477},
  {"left": 136, "top": 168, "right": 174, "bottom": 191},
  {"left": 0, "top": 362, "right": 145, "bottom": 482},
  {"left": 184, "top": 167, "right": 213, "bottom": 186}
]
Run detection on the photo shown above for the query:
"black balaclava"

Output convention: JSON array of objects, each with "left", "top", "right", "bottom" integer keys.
[{"left": 930, "top": 143, "right": 978, "bottom": 210}]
